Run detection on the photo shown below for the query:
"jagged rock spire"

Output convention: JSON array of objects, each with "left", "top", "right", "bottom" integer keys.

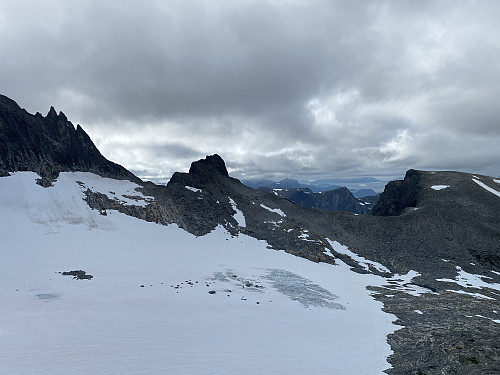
[
  {"left": 47, "top": 106, "right": 58, "bottom": 118},
  {"left": 0, "top": 93, "right": 140, "bottom": 183}
]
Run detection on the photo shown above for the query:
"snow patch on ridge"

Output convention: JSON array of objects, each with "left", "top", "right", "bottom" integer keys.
[
  {"left": 472, "top": 178, "right": 500, "bottom": 198},
  {"left": 185, "top": 186, "right": 202, "bottom": 193},
  {"left": 447, "top": 290, "right": 495, "bottom": 301},
  {"left": 326, "top": 240, "right": 436, "bottom": 297},
  {"left": 475, "top": 315, "right": 500, "bottom": 324},
  {"left": 72, "top": 172, "right": 153, "bottom": 207},
  {"left": 323, "top": 247, "right": 334, "bottom": 257},
  {"left": 327, "top": 239, "right": 390, "bottom": 274},
  {"left": 437, "top": 266, "right": 500, "bottom": 293},
  {"left": 384, "top": 270, "right": 436, "bottom": 297},
  {"left": 298, "top": 229, "right": 316, "bottom": 242},
  {"left": 260, "top": 203, "right": 286, "bottom": 217},
  {"left": 229, "top": 197, "right": 246, "bottom": 227},
  {"left": 431, "top": 185, "right": 450, "bottom": 191}
]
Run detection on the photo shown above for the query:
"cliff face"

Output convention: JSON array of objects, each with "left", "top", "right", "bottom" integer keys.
[
  {"left": 371, "top": 169, "right": 421, "bottom": 216},
  {"left": 0, "top": 94, "right": 139, "bottom": 183}
]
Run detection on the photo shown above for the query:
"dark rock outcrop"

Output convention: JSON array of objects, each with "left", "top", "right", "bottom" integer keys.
[
  {"left": 371, "top": 169, "right": 420, "bottom": 216},
  {"left": 60, "top": 270, "right": 93, "bottom": 280},
  {"left": 0, "top": 94, "right": 139, "bottom": 183},
  {"left": 188, "top": 154, "right": 229, "bottom": 178}
]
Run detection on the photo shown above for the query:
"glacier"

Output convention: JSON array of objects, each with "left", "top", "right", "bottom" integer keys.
[{"left": 0, "top": 172, "right": 399, "bottom": 374}]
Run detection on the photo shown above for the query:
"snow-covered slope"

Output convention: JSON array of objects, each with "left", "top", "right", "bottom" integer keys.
[{"left": 1, "top": 172, "right": 398, "bottom": 375}]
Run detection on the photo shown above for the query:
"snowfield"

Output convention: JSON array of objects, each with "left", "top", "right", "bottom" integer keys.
[{"left": 0, "top": 172, "right": 399, "bottom": 375}]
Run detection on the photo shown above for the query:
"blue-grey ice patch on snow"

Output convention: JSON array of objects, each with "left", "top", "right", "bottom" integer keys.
[
  {"left": 211, "top": 271, "right": 231, "bottom": 282},
  {"left": 209, "top": 270, "right": 265, "bottom": 292},
  {"left": 265, "top": 269, "right": 344, "bottom": 310}
]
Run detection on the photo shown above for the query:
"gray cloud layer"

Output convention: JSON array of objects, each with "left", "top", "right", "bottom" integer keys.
[{"left": 1, "top": 0, "right": 499, "bottom": 181}]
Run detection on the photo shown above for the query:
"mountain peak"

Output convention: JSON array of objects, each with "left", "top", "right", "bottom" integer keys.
[
  {"left": 0, "top": 94, "right": 19, "bottom": 108},
  {"left": 47, "top": 106, "right": 58, "bottom": 118},
  {"left": 0, "top": 93, "right": 140, "bottom": 183},
  {"left": 188, "top": 154, "right": 229, "bottom": 178}
]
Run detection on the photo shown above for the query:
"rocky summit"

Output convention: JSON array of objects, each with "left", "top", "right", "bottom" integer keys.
[
  {"left": 1, "top": 94, "right": 499, "bottom": 374},
  {"left": 0, "top": 94, "right": 138, "bottom": 184}
]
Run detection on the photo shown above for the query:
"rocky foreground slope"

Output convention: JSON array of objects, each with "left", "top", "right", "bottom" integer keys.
[{"left": 1, "top": 94, "right": 499, "bottom": 374}]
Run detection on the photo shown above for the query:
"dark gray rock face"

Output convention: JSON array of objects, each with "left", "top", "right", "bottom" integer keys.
[
  {"left": 0, "top": 94, "right": 139, "bottom": 183},
  {"left": 187, "top": 154, "right": 229, "bottom": 179},
  {"left": 372, "top": 169, "right": 420, "bottom": 216}
]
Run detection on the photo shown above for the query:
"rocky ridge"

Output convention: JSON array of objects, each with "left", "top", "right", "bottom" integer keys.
[{"left": 0, "top": 94, "right": 138, "bottom": 184}]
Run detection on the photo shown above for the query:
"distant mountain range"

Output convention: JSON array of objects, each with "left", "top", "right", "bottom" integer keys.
[
  {"left": 244, "top": 178, "right": 380, "bottom": 214},
  {"left": 1, "top": 93, "right": 499, "bottom": 375},
  {"left": 243, "top": 177, "right": 383, "bottom": 195},
  {"left": 258, "top": 186, "right": 379, "bottom": 214}
]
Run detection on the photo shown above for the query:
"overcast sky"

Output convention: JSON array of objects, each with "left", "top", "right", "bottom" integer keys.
[{"left": 1, "top": 0, "right": 499, "bottom": 182}]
